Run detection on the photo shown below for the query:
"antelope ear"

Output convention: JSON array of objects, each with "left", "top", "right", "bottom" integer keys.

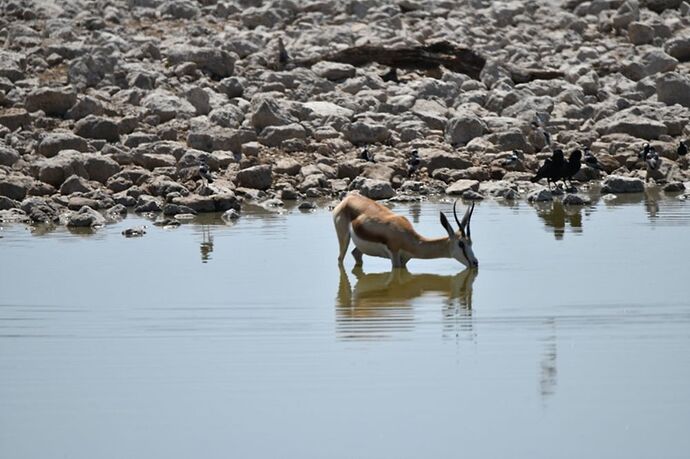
[{"left": 440, "top": 212, "right": 455, "bottom": 238}]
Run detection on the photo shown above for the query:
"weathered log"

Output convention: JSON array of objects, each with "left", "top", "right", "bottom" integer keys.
[
  {"left": 297, "top": 41, "right": 485, "bottom": 80},
  {"left": 296, "top": 41, "right": 564, "bottom": 83}
]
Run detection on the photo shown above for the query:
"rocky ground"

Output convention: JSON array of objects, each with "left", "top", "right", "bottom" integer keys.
[{"left": 1, "top": 0, "right": 690, "bottom": 229}]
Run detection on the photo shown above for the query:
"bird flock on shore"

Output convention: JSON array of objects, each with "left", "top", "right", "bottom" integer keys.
[
  {"left": 357, "top": 136, "right": 688, "bottom": 193},
  {"left": 529, "top": 139, "right": 688, "bottom": 191}
]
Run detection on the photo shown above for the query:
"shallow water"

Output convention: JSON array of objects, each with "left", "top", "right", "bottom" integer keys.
[{"left": 1, "top": 192, "right": 690, "bottom": 459}]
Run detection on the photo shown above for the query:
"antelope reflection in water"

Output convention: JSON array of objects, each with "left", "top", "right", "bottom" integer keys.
[{"left": 336, "top": 266, "right": 477, "bottom": 340}]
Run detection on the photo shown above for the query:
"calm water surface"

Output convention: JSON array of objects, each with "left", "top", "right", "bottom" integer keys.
[{"left": 1, "top": 192, "right": 690, "bottom": 459}]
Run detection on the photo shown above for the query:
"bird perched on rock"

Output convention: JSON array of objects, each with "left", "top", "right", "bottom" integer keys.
[
  {"left": 678, "top": 140, "right": 688, "bottom": 157},
  {"left": 381, "top": 67, "right": 399, "bottom": 83},
  {"left": 277, "top": 37, "right": 289, "bottom": 65},
  {"left": 407, "top": 149, "right": 421, "bottom": 177},
  {"left": 531, "top": 149, "right": 564, "bottom": 189},
  {"left": 640, "top": 143, "right": 659, "bottom": 171},
  {"left": 502, "top": 150, "right": 520, "bottom": 168},
  {"left": 583, "top": 147, "right": 600, "bottom": 169},
  {"left": 198, "top": 158, "right": 214, "bottom": 184},
  {"left": 360, "top": 146, "right": 374, "bottom": 162},
  {"left": 531, "top": 115, "right": 551, "bottom": 149},
  {"left": 560, "top": 149, "right": 582, "bottom": 189}
]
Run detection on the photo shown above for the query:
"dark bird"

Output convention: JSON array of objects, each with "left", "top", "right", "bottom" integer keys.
[
  {"left": 531, "top": 149, "right": 564, "bottom": 189},
  {"left": 640, "top": 143, "right": 659, "bottom": 171},
  {"left": 560, "top": 149, "right": 582, "bottom": 189},
  {"left": 381, "top": 67, "right": 399, "bottom": 83},
  {"left": 199, "top": 158, "right": 214, "bottom": 184},
  {"left": 583, "top": 147, "right": 600, "bottom": 169},
  {"left": 360, "top": 146, "right": 374, "bottom": 162},
  {"left": 407, "top": 149, "right": 421, "bottom": 177},
  {"left": 543, "top": 130, "right": 551, "bottom": 147},
  {"left": 277, "top": 37, "right": 289, "bottom": 65},
  {"left": 678, "top": 140, "right": 688, "bottom": 157}
]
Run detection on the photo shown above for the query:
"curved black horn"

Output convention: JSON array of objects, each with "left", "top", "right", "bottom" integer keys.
[
  {"left": 453, "top": 200, "right": 462, "bottom": 231},
  {"left": 466, "top": 202, "right": 475, "bottom": 238}
]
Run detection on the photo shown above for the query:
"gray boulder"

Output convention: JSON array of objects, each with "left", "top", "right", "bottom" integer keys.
[
  {"left": 158, "top": 0, "right": 200, "bottom": 18},
  {"left": 663, "top": 182, "right": 685, "bottom": 193},
  {"left": 0, "top": 50, "right": 25, "bottom": 81},
  {"left": 236, "top": 165, "right": 272, "bottom": 190},
  {"left": 563, "top": 194, "right": 590, "bottom": 205},
  {"left": 142, "top": 90, "right": 196, "bottom": 122},
  {"left": 162, "top": 203, "right": 197, "bottom": 216},
  {"left": 346, "top": 121, "right": 390, "bottom": 145},
  {"left": 250, "top": 96, "right": 295, "bottom": 131},
  {"left": 641, "top": 0, "right": 683, "bottom": 13},
  {"left": 274, "top": 158, "right": 301, "bottom": 175},
  {"left": 83, "top": 155, "right": 120, "bottom": 183},
  {"left": 597, "top": 115, "right": 667, "bottom": 139},
  {"left": 74, "top": 116, "right": 119, "bottom": 142},
  {"left": 185, "top": 87, "right": 210, "bottom": 115},
  {"left": 165, "top": 45, "right": 235, "bottom": 78},
  {"left": 527, "top": 189, "right": 553, "bottom": 202},
  {"left": 258, "top": 123, "right": 307, "bottom": 147},
  {"left": 60, "top": 175, "right": 92, "bottom": 195},
  {"left": 312, "top": 61, "right": 356, "bottom": 81},
  {"left": 0, "top": 145, "right": 20, "bottom": 166},
  {"left": 303, "top": 101, "right": 354, "bottom": 119},
  {"left": 67, "top": 206, "right": 106, "bottom": 227},
  {"left": 219, "top": 77, "right": 244, "bottom": 98},
  {"left": 21, "top": 197, "right": 59, "bottom": 223},
  {"left": 65, "top": 96, "right": 104, "bottom": 120},
  {"left": 601, "top": 175, "right": 645, "bottom": 193},
  {"left": 68, "top": 54, "right": 116, "bottom": 89},
  {"left": 445, "top": 179, "right": 480, "bottom": 195},
  {"left": 209, "top": 105, "right": 245, "bottom": 128},
  {"left": 421, "top": 149, "right": 473, "bottom": 174},
  {"left": 0, "top": 108, "right": 31, "bottom": 131},
  {"left": 25, "top": 87, "right": 77, "bottom": 116},
  {"left": 0, "top": 176, "right": 32, "bottom": 201},
  {"left": 0, "top": 196, "right": 19, "bottom": 210},
  {"left": 446, "top": 113, "right": 486, "bottom": 145},
  {"left": 37, "top": 132, "right": 89, "bottom": 157},
  {"left": 664, "top": 36, "right": 690, "bottom": 62},
  {"left": 351, "top": 178, "right": 395, "bottom": 200},
  {"left": 624, "top": 49, "right": 678, "bottom": 80},
  {"left": 36, "top": 151, "right": 89, "bottom": 187},
  {"left": 613, "top": 0, "right": 639, "bottom": 29},
  {"left": 172, "top": 193, "right": 240, "bottom": 212},
  {"left": 656, "top": 72, "right": 690, "bottom": 108},
  {"left": 628, "top": 22, "right": 654, "bottom": 45}
]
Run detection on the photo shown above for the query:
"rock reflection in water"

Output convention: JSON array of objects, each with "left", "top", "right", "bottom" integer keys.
[{"left": 336, "top": 267, "right": 477, "bottom": 340}]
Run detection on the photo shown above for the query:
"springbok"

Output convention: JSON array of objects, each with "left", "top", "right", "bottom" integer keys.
[{"left": 332, "top": 194, "right": 478, "bottom": 269}]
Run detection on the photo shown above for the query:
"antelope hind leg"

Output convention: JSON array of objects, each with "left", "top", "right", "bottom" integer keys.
[{"left": 333, "top": 213, "right": 351, "bottom": 264}]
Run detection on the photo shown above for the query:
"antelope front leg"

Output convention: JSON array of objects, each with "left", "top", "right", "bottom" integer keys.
[{"left": 351, "top": 247, "right": 363, "bottom": 267}]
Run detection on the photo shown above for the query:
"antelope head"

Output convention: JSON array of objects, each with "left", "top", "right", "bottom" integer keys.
[{"left": 440, "top": 201, "right": 479, "bottom": 269}]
